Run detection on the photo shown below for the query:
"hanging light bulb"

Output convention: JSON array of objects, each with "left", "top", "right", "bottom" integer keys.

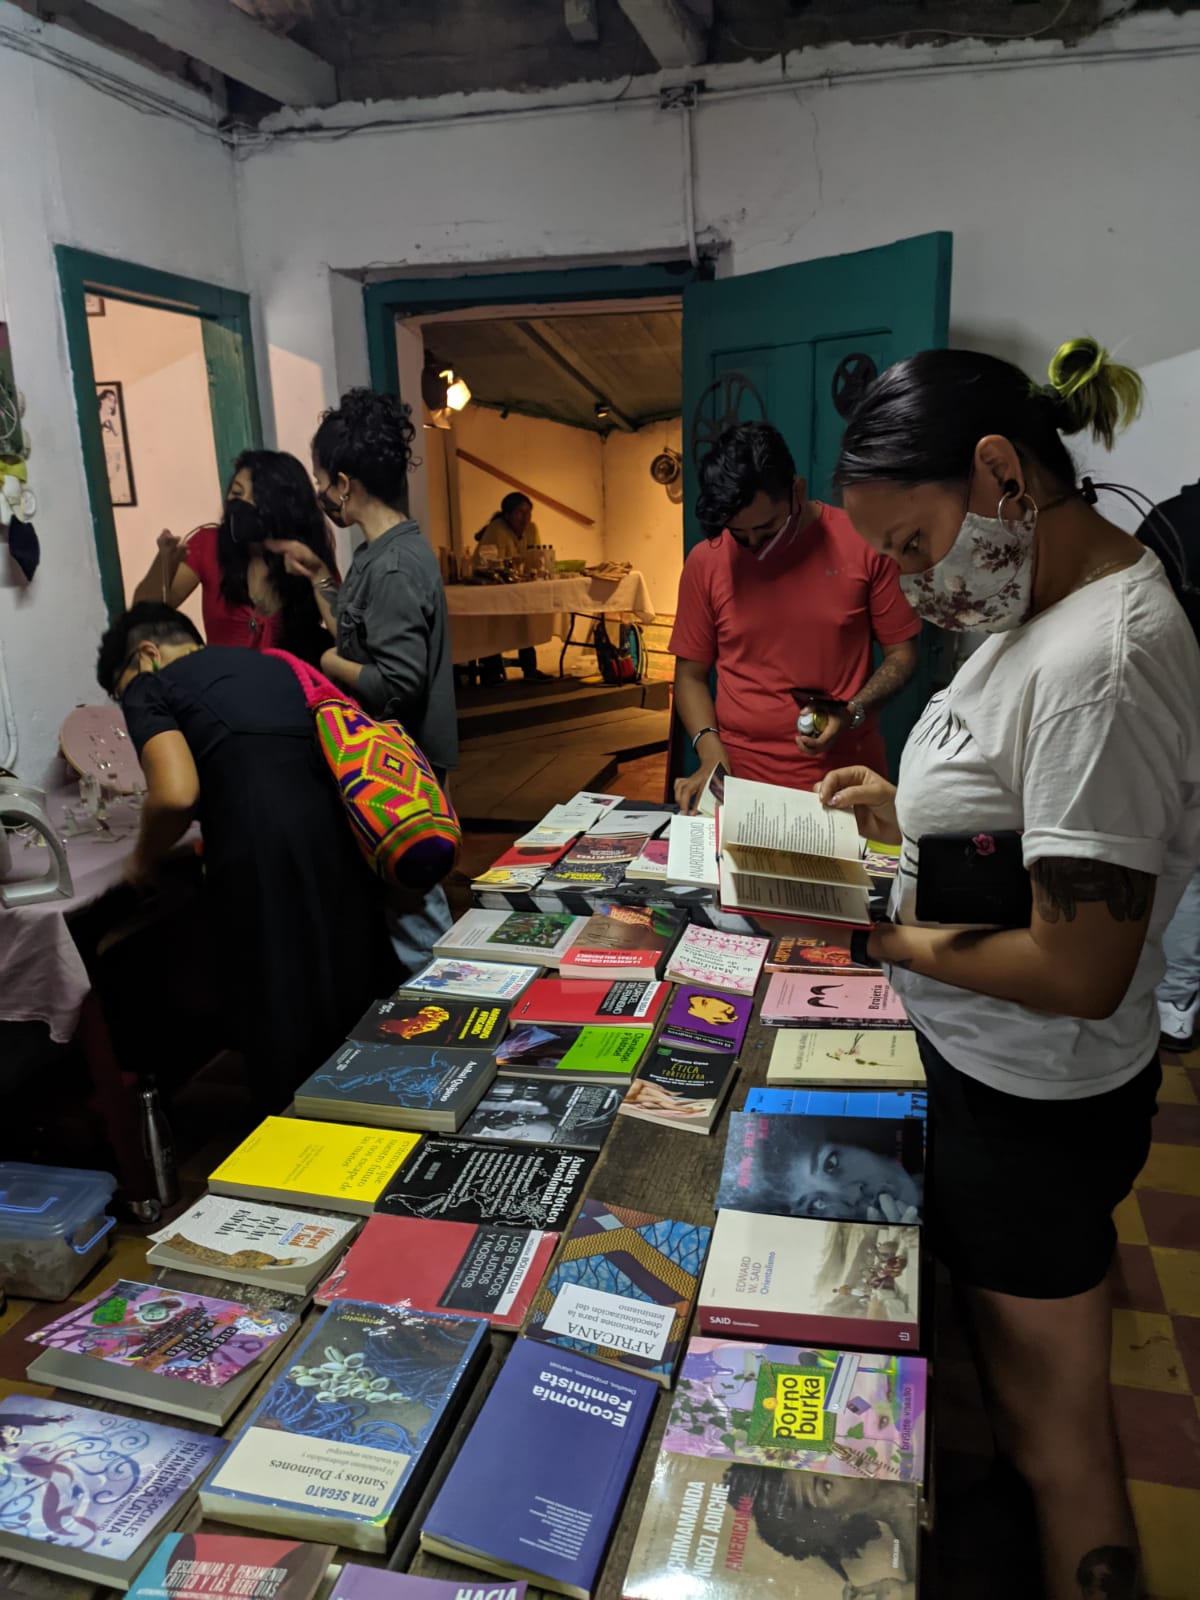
[{"left": 445, "top": 375, "right": 472, "bottom": 411}]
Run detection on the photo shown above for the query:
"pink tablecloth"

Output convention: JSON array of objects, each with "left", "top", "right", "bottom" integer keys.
[{"left": 0, "top": 795, "right": 145, "bottom": 1043}]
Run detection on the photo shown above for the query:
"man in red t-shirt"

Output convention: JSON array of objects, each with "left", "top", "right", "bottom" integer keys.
[{"left": 671, "top": 422, "right": 920, "bottom": 810}]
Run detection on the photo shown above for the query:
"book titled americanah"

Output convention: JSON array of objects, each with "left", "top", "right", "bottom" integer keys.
[
  {"left": 421, "top": 1340, "right": 657, "bottom": 1600},
  {"left": 200, "top": 1301, "right": 487, "bottom": 1552},
  {"left": 525, "top": 1199, "right": 711, "bottom": 1388},
  {"left": 0, "top": 1394, "right": 224, "bottom": 1588}
]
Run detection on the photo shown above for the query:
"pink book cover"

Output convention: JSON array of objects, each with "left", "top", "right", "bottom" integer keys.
[
  {"left": 762, "top": 973, "right": 909, "bottom": 1027},
  {"left": 28, "top": 1278, "right": 297, "bottom": 1388}
]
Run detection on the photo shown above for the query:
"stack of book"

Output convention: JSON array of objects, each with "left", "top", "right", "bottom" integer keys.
[{"left": 621, "top": 1335, "right": 927, "bottom": 1597}]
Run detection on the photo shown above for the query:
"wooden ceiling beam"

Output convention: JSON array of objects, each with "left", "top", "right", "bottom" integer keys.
[{"left": 82, "top": 0, "right": 336, "bottom": 105}]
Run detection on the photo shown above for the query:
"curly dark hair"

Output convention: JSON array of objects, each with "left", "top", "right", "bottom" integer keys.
[
  {"left": 97, "top": 602, "right": 202, "bottom": 695},
  {"left": 721, "top": 1462, "right": 887, "bottom": 1581},
  {"left": 312, "top": 387, "right": 416, "bottom": 513},
  {"left": 695, "top": 422, "right": 796, "bottom": 538},
  {"left": 218, "top": 449, "right": 335, "bottom": 665}
]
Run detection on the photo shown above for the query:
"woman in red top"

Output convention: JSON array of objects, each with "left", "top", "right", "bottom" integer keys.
[{"left": 134, "top": 450, "right": 336, "bottom": 664}]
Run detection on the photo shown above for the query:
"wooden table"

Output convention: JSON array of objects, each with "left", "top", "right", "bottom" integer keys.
[{"left": 0, "top": 1002, "right": 924, "bottom": 1600}]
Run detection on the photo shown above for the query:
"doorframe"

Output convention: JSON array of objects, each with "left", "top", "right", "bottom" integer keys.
[
  {"left": 362, "top": 260, "right": 707, "bottom": 399},
  {"left": 56, "top": 246, "right": 263, "bottom": 618}
]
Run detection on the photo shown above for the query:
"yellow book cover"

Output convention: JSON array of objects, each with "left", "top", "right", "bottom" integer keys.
[{"left": 210, "top": 1117, "right": 420, "bottom": 1206}]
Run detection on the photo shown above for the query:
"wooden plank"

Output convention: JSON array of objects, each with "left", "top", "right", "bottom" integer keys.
[
  {"left": 83, "top": 0, "right": 336, "bottom": 104},
  {"left": 456, "top": 450, "right": 596, "bottom": 528}
]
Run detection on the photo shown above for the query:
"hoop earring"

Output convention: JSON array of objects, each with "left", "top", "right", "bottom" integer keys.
[{"left": 996, "top": 485, "right": 1038, "bottom": 531}]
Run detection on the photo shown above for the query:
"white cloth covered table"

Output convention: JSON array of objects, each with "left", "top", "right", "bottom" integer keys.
[{"left": 444, "top": 570, "right": 655, "bottom": 665}]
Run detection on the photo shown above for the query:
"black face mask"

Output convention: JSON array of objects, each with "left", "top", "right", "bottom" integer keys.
[
  {"left": 317, "top": 487, "right": 347, "bottom": 527},
  {"left": 224, "top": 498, "right": 265, "bottom": 546}
]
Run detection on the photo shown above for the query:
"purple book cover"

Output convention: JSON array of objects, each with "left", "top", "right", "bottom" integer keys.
[
  {"left": 28, "top": 1278, "right": 296, "bottom": 1389},
  {"left": 0, "top": 1394, "right": 223, "bottom": 1561},
  {"left": 422, "top": 1341, "right": 656, "bottom": 1593},
  {"left": 661, "top": 986, "right": 752, "bottom": 1053},
  {"left": 334, "top": 1569, "right": 527, "bottom": 1600}
]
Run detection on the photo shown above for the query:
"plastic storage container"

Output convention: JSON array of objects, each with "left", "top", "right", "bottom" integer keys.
[{"left": 0, "top": 1163, "right": 117, "bottom": 1300}]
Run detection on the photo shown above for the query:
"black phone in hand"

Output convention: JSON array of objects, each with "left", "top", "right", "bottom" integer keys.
[{"left": 915, "top": 832, "right": 1032, "bottom": 928}]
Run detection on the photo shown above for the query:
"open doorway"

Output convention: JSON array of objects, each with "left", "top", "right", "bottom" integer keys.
[
  {"left": 86, "top": 297, "right": 220, "bottom": 629},
  {"left": 56, "top": 247, "right": 262, "bottom": 622},
  {"left": 406, "top": 297, "right": 683, "bottom": 685}
]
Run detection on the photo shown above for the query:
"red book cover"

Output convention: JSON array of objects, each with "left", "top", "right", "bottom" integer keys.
[
  {"left": 509, "top": 977, "right": 669, "bottom": 1028},
  {"left": 130, "top": 1533, "right": 333, "bottom": 1600},
  {"left": 314, "top": 1214, "right": 557, "bottom": 1331},
  {"left": 491, "top": 837, "right": 578, "bottom": 870},
  {"left": 559, "top": 904, "right": 687, "bottom": 980}
]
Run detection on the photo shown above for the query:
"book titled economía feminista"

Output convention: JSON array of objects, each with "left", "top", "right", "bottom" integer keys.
[
  {"left": 421, "top": 1340, "right": 657, "bottom": 1600},
  {"left": 200, "top": 1301, "right": 488, "bottom": 1552}
]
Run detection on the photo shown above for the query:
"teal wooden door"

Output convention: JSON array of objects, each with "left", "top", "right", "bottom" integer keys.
[
  {"left": 680, "top": 231, "right": 952, "bottom": 776},
  {"left": 201, "top": 317, "right": 262, "bottom": 493}
]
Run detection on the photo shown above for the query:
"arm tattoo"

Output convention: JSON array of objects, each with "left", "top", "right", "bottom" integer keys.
[
  {"left": 1032, "top": 858, "right": 1154, "bottom": 925},
  {"left": 855, "top": 642, "right": 918, "bottom": 712},
  {"left": 1076, "top": 1544, "right": 1138, "bottom": 1598}
]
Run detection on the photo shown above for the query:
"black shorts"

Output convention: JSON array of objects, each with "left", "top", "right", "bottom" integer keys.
[{"left": 917, "top": 1035, "right": 1161, "bottom": 1300}]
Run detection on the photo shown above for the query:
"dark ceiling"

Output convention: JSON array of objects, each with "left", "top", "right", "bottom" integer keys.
[
  {"left": 425, "top": 307, "right": 683, "bottom": 433},
  {"left": 231, "top": 0, "right": 1179, "bottom": 105}
]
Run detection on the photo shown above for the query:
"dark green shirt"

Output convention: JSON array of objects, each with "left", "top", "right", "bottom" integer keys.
[{"left": 333, "top": 520, "right": 458, "bottom": 771}]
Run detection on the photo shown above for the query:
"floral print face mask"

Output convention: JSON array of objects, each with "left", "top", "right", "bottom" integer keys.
[{"left": 899, "top": 493, "right": 1037, "bottom": 633}]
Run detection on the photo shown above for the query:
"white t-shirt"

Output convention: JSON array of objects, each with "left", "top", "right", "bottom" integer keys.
[{"left": 889, "top": 550, "right": 1200, "bottom": 1099}]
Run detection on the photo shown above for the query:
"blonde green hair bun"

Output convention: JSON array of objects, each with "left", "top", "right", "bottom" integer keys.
[{"left": 1045, "top": 337, "right": 1143, "bottom": 450}]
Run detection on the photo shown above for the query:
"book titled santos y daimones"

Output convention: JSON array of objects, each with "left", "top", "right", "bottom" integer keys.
[
  {"left": 0, "top": 1394, "right": 224, "bottom": 1587},
  {"left": 200, "top": 1301, "right": 488, "bottom": 1551},
  {"left": 26, "top": 1279, "right": 299, "bottom": 1425}
]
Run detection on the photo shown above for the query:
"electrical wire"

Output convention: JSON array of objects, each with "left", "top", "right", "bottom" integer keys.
[
  {"left": 0, "top": 20, "right": 221, "bottom": 138},
  {"left": 680, "top": 100, "right": 700, "bottom": 268}
]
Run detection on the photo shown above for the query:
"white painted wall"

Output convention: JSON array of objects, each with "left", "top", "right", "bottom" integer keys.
[
  {"left": 453, "top": 406, "right": 606, "bottom": 566},
  {"left": 239, "top": 12, "right": 1200, "bottom": 487},
  {"left": 0, "top": 10, "right": 243, "bottom": 782},
  {"left": 86, "top": 299, "right": 220, "bottom": 630},
  {"left": 1099, "top": 348, "right": 1200, "bottom": 533},
  {"left": 602, "top": 421, "right": 683, "bottom": 615}
]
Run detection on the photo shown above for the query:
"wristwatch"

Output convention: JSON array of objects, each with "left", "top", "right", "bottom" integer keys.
[{"left": 846, "top": 699, "right": 867, "bottom": 730}]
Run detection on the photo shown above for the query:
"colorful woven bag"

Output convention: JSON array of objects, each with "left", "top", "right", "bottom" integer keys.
[{"left": 266, "top": 650, "right": 461, "bottom": 892}]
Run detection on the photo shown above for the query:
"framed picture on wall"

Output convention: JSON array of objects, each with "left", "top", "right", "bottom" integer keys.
[{"left": 96, "top": 380, "right": 136, "bottom": 508}]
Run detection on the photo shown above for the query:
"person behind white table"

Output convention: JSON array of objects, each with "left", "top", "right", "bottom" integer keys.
[{"left": 473, "top": 492, "right": 553, "bottom": 684}]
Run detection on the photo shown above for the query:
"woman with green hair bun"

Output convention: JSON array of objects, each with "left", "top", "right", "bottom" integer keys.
[{"left": 815, "top": 336, "right": 1200, "bottom": 1600}]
